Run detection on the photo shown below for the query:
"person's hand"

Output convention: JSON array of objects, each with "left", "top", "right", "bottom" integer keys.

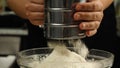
[
  {"left": 26, "top": 0, "right": 44, "bottom": 25},
  {"left": 74, "top": 0, "right": 104, "bottom": 37}
]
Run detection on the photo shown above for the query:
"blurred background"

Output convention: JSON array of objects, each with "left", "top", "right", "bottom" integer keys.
[
  {"left": 0, "top": 0, "right": 120, "bottom": 68},
  {"left": 0, "top": 0, "right": 28, "bottom": 68}
]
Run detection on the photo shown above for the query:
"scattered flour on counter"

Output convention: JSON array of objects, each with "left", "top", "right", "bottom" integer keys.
[{"left": 28, "top": 39, "right": 103, "bottom": 68}]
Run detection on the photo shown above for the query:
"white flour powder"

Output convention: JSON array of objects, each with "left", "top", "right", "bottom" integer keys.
[{"left": 27, "top": 39, "right": 103, "bottom": 68}]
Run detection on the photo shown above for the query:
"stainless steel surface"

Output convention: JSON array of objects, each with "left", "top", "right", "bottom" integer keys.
[
  {"left": 0, "top": 28, "right": 28, "bottom": 36},
  {"left": 0, "top": 36, "right": 20, "bottom": 55},
  {"left": 44, "top": 0, "right": 86, "bottom": 40}
]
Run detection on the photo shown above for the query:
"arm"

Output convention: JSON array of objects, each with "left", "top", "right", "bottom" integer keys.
[
  {"left": 100, "top": 0, "right": 113, "bottom": 10},
  {"left": 6, "top": 0, "right": 113, "bottom": 19},
  {"left": 6, "top": 0, "right": 114, "bottom": 37},
  {"left": 6, "top": 0, "right": 29, "bottom": 19},
  {"left": 7, "top": 0, "right": 44, "bottom": 25}
]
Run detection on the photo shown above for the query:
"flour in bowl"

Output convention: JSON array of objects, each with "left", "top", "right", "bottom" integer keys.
[{"left": 28, "top": 39, "right": 103, "bottom": 68}]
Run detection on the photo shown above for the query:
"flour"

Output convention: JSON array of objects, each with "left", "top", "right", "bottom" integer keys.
[{"left": 27, "top": 39, "right": 103, "bottom": 68}]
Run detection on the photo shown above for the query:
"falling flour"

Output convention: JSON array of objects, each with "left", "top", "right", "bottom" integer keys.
[{"left": 28, "top": 39, "right": 103, "bottom": 68}]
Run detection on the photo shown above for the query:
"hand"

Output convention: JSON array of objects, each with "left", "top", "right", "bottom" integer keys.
[
  {"left": 26, "top": 0, "right": 44, "bottom": 25},
  {"left": 74, "top": 0, "right": 104, "bottom": 37}
]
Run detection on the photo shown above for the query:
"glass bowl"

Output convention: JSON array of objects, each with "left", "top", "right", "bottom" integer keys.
[{"left": 16, "top": 47, "right": 114, "bottom": 68}]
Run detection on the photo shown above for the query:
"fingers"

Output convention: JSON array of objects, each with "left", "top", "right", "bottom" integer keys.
[
  {"left": 74, "top": 12, "right": 103, "bottom": 21},
  {"left": 26, "top": 11, "right": 44, "bottom": 25},
  {"left": 27, "top": 12, "right": 44, "bottom": 20},
  {"left": 77, "top": 18, "right": 100, "bottom": 37},
  {"left": 75, "top": 0, "right": 103, "bottom": 11},
  {"left": 29, "top": 20, "right": 44, "bottom": 25},
  {"left": 79, "top": 21, "right": 99, "bottom": 36},
  {"left": 30, "top": 0, "right": 44, "bottom": 4},
  {"left": 79, "top": 21, "right": 100, "bottom": 30},
  {"left": 26, "top": 3, "right": 44, "bottom": 12},
  {"left": 78, "top": 21, "right": 100, "bottom": 37},
  {"left": 74, "top": 0, "right": 104, "bottom": 37},
  {"left": 74, "top": 0, "right": 104, "bottom": 21},
  {"left": 86, "top": 29, "right": 97, "bottom": 37},
  {"left": 26, "top": 0, "right": 44, "bottom": 25}
]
